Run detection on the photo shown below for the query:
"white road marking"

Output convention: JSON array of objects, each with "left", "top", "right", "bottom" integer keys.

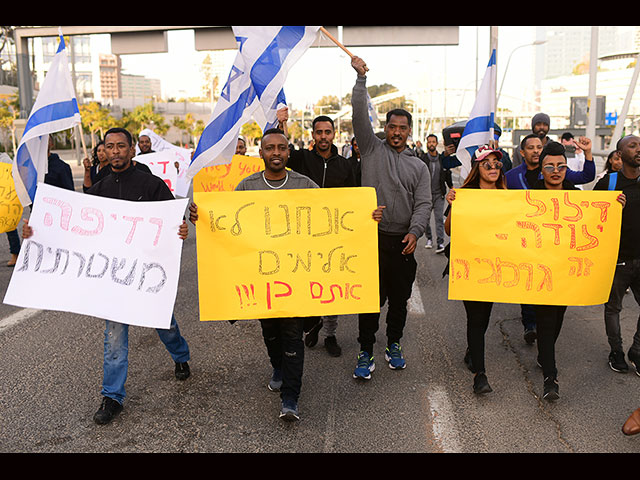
[
  {"left": 0, "top": 308, "right": 41, "bottom": 333},
  {"left": 427, "top": 386, "right": 462, "bottom": 453},
  {"left": 408, "top": 283, "right": 425, "bottom": 315}
]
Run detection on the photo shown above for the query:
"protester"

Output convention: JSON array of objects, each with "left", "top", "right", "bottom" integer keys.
[
  {"left": 236, "top": 137, "right": 247, "bottom": 156},
  {"left": 350, "top": 55, "right": 431, "bottom": 379},
  {"left": 350, "top": 136, "right": 362, "bottom": 187},
  {"left": 594, "top": 135, "right": 640, "bottom": 376},
  {"left": 82, "top": 140, "right": 107, "bottom": 192},
  {"left": 45, "top": 136, "right": 75, "bottom": 191},
  {"left": 532, "top": 141, "right": 624, "bottom": 401},
  {"left": 444, "top": 145, "right": 506, "bottom": 395},
  {"left": 511, "top": 113, "right": 552, "bottom": 168},
  {"left": 597, "top": 150, "right": 623, "bottom": 181},
  {"left": 189, "top": 128, "right": 384, "bottom": 420},
  {"left": 24, "top": 127, "right": 192, "bottom": 426},
  {"left": 423, "top": 134, "right": 452, "bottom": 253},
  {"left": 137, "top": 134, "right": 154, "bottom": 155},
  {"left": 277, "top": 108, "right": 358, "bottom": 358},
  {"left": 506, "top": 134, "right": 596, "bottom": 345}
]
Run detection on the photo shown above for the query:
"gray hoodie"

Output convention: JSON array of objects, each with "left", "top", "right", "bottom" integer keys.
[{"left": 351, "top": 75, "right": 431, "bottom": 239}]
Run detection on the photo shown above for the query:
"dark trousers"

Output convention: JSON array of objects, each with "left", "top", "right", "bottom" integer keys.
[
  {"left": 6, "top": 229, "right": 20, "bottom": 255},
  {"left": 604, "top": 260, "right": 640, "bottom": 356},
  {"left": 521, "top": 304, "right": 536, "bottom": 331},
  {"left": 463, "top": 301, "right": 494, "bottom": 374},
  {"left": 260, "top": 317, "right": 304, "bottom": 402},
  {"left": 535, "top": 305, "right": 567, "bottom": 380},
  {"left": 358, "top": 233, "right": 417, "bottom": 355}
]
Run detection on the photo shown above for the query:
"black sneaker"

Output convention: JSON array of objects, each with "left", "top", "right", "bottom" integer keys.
[
  {"left": 609, "top": 350, "right": 629, "bottom": 373},
  {"left": 473, "top": 373, "right": 493, "bottom": 395},
  {"left": 524, "top": 328, "right": 537, "bottom": 345},
  {"left": 175, "top": 362, "right": 191, "bottom": 381},
  {"left": 628, "top": 351, "right": 640, "bottom": 377},
  {"left": 324, "top": 336, "right": 342, "bottom": 357},
  {"left": 93, "top": 397, "right": 123, "bottom": 425},
  {"left": 543, "top": 377, "right": 560, "bottom": 401},
  {"left": 463, "top": 349, "right": 474, "bottom": 372},
  {"left": 304, "top": 319, "right": 323, "bottom": 348}
]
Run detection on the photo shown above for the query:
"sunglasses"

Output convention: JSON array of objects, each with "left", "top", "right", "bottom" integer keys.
[
  {"left": 542, "top": 164, "right": 568, "bottom": 173},
  {"left": 479, "top": 161, "right": 503, "bottom": 171}
]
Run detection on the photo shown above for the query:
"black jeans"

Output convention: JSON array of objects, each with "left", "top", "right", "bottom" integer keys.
[
  {"left": 358, "top": 233, "right": 418, "bottom": 355},
  {"left": 260, "top": 317, "right": 305, "bottom": 402},
  {"left": 604, "top": 259, "right": 640, "bottom": 356},
  {"left": 535, "top": 305, "right": 567, "bottom": 380},
  {"left": 463, "top": 301, "right": 494, "bottom": 374}
]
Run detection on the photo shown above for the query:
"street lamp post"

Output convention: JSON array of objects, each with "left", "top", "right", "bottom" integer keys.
[{"left": 497, "top": 40, "right": 547, "bottom": 106}]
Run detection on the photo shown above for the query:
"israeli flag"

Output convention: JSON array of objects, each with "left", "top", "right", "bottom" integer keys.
[
  {"left": 186, "top": 26, "right": 321, "bottom": 180},
  {"left": 12, "top": 28, "right": 81, "bottom": 207},
  {"left": 456, "top": 49, "right": 497, "bottom": 180}
]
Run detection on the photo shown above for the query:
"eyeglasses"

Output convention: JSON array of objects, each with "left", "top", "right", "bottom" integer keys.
[
  {"left": 479, "top": 161, "right": 503, "bottom": 171},
  {"left": 542, "top": 164, "right": 568, "bottom": 173}
]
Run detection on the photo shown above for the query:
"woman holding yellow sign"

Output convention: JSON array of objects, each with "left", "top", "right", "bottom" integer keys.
[{"left": 445, "top": 145, "right": 507, "bottom": 395}]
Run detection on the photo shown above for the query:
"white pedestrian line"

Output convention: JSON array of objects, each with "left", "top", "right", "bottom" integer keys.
[
  {"left": 408, "top": 283, "right": 425, "bottom": 315},
  {"left": 0, "top": 308, "right": 41, "bottom": 333},
  {"left": 427, "top": 386, "right": 462, "bottom": 453}
]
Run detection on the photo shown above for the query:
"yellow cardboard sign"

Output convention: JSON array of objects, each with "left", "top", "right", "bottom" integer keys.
[
  {"left": 195, "top": 187, "right": 380, "bottom": 321},
  {"left": 192, "top": 155, "right": 264, "bottom": 193},
  {"left": 0, "top": 163, "right": 23, "bottom": 234},
  {"left": 448, "top": 189, "right": 622, "bottom": 306}
]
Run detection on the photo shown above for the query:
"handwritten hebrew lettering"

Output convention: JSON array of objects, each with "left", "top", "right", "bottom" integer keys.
[
  {"left": 194, "top": 188, "right": 380, "bottom": 321},
  {"left": 448, "top": 189, "right": 622, "bottom": 307}
]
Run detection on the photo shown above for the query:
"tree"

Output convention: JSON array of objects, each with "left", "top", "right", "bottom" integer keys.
[
  {"left": 120, "top": 102, "right": 168, "bottom": 138},
  {"left": 79, "top": 102, "right": 118, "bottom": 149},
  {"left": 0, "top": 92, "right": 20, "bottom": 154},
  {"left": 172, "top": 113, "right": 197, "bottom": 147},
  {"left": 240, "top": 121, "right": 263, "bottom": 148}
]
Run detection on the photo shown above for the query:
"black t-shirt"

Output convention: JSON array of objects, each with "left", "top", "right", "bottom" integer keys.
[{"left": 594, "top": 172, "right": 640, "bottom": 261}]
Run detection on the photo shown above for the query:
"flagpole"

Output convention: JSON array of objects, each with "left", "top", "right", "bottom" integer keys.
[{"left": 320, "top": 27, "right": 354, "bottom": 58}]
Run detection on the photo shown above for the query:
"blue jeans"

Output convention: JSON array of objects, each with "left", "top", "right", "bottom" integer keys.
[{"left": 101, "top": 314, "right": 190, "bottom": 404}]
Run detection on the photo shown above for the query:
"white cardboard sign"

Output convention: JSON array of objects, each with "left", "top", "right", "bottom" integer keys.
[{"left": 3, "top": 183, "right": 188, "bottom": 329}]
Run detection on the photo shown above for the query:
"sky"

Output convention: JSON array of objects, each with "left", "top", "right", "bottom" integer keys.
[{"left": 94, "top": 26, "right": 538, "bottom": 113}]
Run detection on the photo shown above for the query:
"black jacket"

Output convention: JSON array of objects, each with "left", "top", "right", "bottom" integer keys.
[
  {"left": 86, "top": 163, "right": 174, "bottom": 202},
  {"left": 288, "top": 144, "right": 357, "bottom": 188}
]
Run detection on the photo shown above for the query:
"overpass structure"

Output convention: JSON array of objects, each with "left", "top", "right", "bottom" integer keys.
[{"left": 12, "top": 25, "right": 460, "bottom": 117}]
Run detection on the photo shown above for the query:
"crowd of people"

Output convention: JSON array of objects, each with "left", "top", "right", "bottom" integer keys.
[{"left": 5, "top": 54, "right": 640, "bottom": 438}]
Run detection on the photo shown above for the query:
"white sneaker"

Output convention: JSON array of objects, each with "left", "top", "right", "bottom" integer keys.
[
  {"left": 425, "top": 240, "right": 433, "bottom": 249},
  {"left": 436, "top": 244, "right": 445, "bottom": 254}
]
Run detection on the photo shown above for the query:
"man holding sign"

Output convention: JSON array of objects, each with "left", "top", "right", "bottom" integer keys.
[
  {"left": 351, "top": 56, "right": 431, "bottom": 379},
  {"left": 22, "top": 128, "right": 192, "bottom": 426},
  {"left": 190, "top": 128, "right": 384, "bottom": 422}
]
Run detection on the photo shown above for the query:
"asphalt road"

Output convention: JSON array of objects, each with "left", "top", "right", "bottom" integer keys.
[{"left": 0, "top": 166, "right": 638, "bottom": 453}]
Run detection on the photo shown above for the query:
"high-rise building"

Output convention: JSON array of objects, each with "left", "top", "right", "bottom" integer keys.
[{"left": 99, "top": 53, "right": 121, "bottom": 101}]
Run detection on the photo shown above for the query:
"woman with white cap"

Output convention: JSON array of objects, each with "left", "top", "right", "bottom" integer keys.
[{"left": 445, "top": 145, "right": 506, "bottom": 395}]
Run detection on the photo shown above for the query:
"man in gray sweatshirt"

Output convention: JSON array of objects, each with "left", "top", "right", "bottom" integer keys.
[{"left": 350, "top": 55, "right": 431, "bottom": 380}]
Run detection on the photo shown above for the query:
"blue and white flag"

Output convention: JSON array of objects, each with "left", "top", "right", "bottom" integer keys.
[
  {"left": 12, "top": 28, "right": 81, "bottom": 207},
  {"left": 186, "top": 26, "right": 321, "bottom": 180},
  {"left": 456, "top": 49, "right": 497, "bottom": 180}
]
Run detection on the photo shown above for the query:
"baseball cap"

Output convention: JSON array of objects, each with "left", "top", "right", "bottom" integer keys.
[{"left": 472, "top": 145, "right": 503, "bottom": 163}]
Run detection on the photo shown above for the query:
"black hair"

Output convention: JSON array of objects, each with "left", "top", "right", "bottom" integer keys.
[
  {"left": 313, "top": 116, "right": 335, "bottom": 130},
  {"left": 261, "top": 128, "right": 287, "bottom": 146},
  {"left": 92, "top": 140, "right": 105, "bottom": 166},
  {"left": 104, "top": 127, "right": 133, "bottom": 147},
  {"left": 386, "top": 109, "right": 412, "bottom": 126},
  {"left": 520, "top": 133, "right": 540, "bottom": 150},
  {"left": 539, "top": 141, "right": 566, "bottom": 164},
  {"left": 427, "top": 134, "right": 438, "bottom": 142}
]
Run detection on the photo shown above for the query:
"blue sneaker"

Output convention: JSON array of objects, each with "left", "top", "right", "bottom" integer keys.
[
  {"left": 353, "top": 351, "right": 375, "bottom": 380},
  {"left": 385, "top": 343, "right": 406, "bottom": 370},
  {"left": 279, "top": 398, "right": 300, "bottom": 422},
  {"left": 268, "top": 368, "right": 283, "bottom": 392}
]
